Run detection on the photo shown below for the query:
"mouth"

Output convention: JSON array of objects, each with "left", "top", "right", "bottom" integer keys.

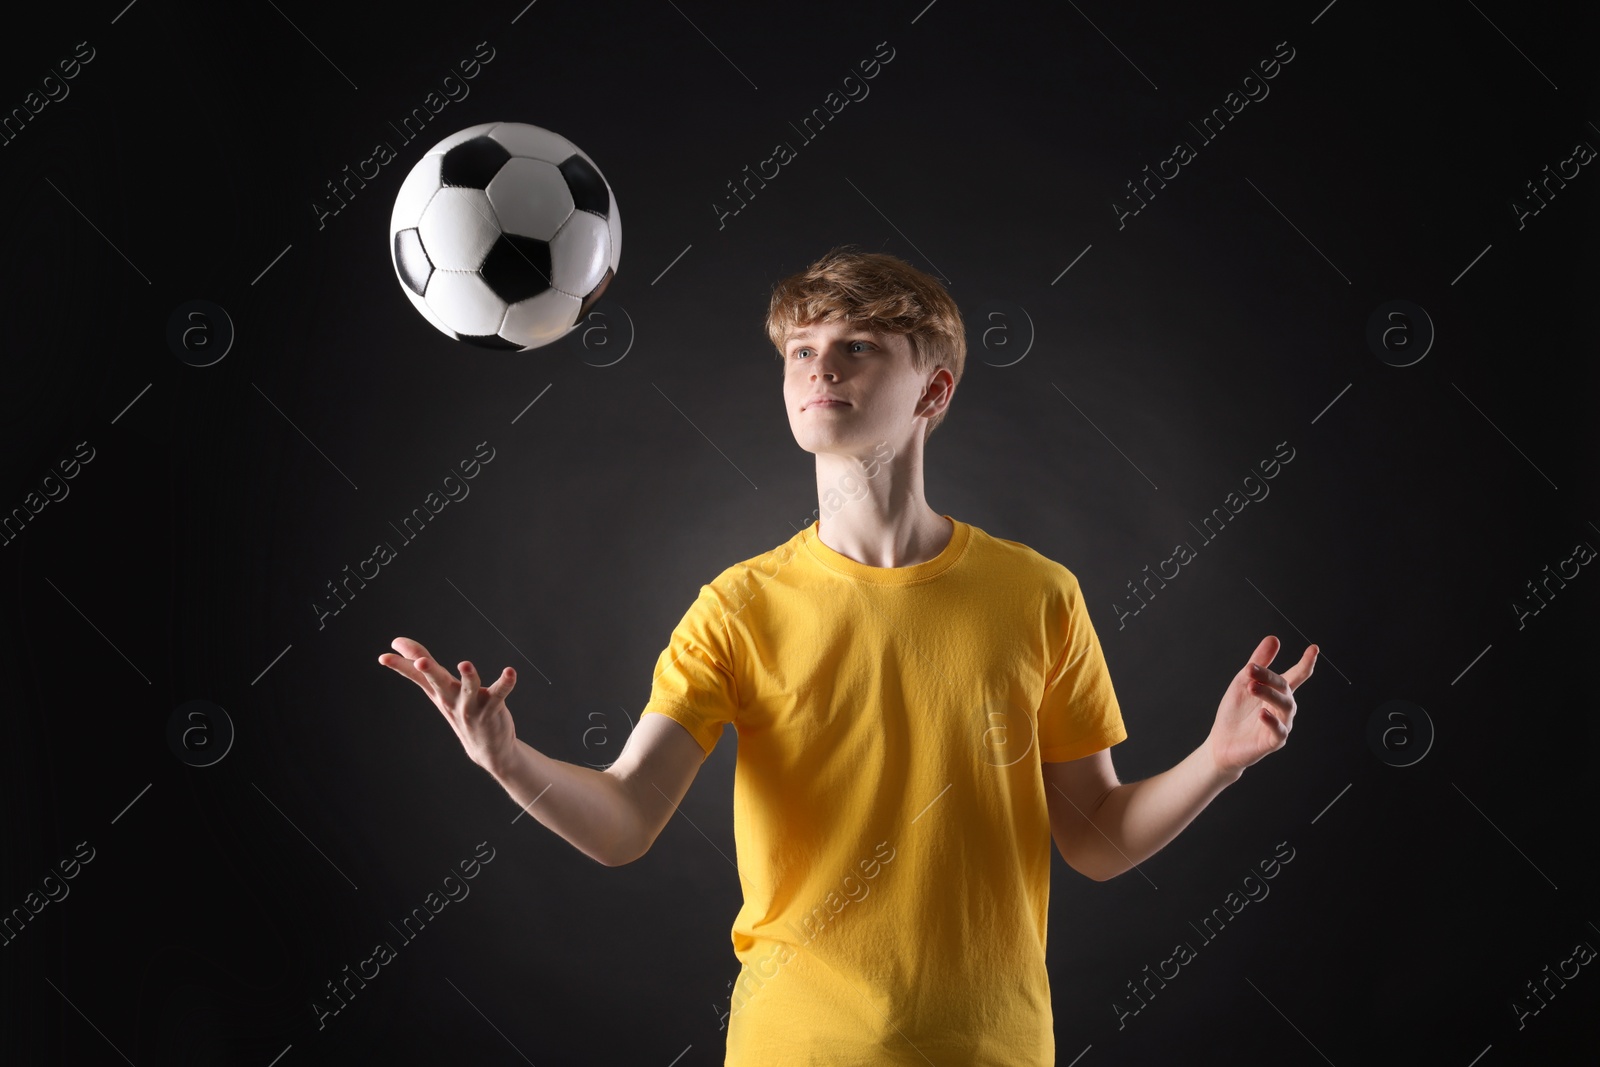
[{"left": 806, "top": 400, "right": 850, "bottom": 410}]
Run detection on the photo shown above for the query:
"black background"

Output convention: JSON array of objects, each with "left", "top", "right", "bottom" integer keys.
[{"left": 1, "top": 0, "right": 1596, "bottom": 1063}]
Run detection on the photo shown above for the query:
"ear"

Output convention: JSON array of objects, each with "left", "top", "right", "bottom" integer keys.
[{"left": 922, "top": 367, "right": 955, "bottom": 415}]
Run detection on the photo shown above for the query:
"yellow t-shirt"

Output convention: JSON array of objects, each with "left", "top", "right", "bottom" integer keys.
[{"left": 641, "top": 514, "right": 1126, "bottom": 1066}]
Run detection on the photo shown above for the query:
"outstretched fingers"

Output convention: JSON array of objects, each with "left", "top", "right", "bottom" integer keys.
[
  {"left": 1245, "top": 682, "right": 1293, "bottom": 741},
  {"left": 379, "top": 651, "right": 438, "bottom": 694},
  {"left": 1249, "top": 676, "right": 1293, "bottom": 713},
  {"left": 384, "top": 638, "right": 455, "bottom": 694},
  {"left": 1283, "top": 643, "right": 1320, "bottom": 690},
  {"left": 416, "top": 653, "right": 470, "bottom": 694},
  {"left": 381, "top": 639, "right": 516, "bottom": 724},
  {"left": 380, "top": 638, "right": 464, "bottom": 713},
  {"left": 389, "top": 636, "right": 437, "bottom": 669},
  {"left": 486, "top": 666, "right": 516, "bottom": 701},
  {"left": 458, "top": 661, "right": 518, "bottom": 715},
  {"left": 1260, "top": 705, "right": 1291, "bottom": 738},
  {"left": 1247, "top": 634, "right": 1281, "bottom": 670}
]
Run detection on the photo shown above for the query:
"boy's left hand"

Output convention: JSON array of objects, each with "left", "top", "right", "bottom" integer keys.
[{"left": 1206, "top": 636, "right": 1319, "bottom": 776}]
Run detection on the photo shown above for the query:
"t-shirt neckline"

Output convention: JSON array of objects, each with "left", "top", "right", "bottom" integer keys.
[{"left": 801, "top": 514, "right": 970, "bottom": 584}]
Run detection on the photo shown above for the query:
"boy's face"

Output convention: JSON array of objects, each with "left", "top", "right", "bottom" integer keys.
[{"left": 781, "top": 318, "right": 948, "bottom": 459}]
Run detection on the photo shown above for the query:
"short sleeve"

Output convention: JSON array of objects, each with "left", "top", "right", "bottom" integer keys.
[
  {"left": 1037, "top": 573, "right": 1127, "bottom": 762},
  {"left": 640, "top": 584, "right": 741, "bottom": 758}
]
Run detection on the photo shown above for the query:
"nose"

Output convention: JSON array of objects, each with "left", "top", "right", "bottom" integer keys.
[{"left": 810, "top": 344, "right": 843, "bottom": 381}]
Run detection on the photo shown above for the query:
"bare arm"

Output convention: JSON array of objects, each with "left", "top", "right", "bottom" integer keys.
[
  {"left": 1044, "top": 745, "right": 1237, "bottom": 881},
  {"left": 379, "top": 637, "right": 707, "bottom": 867},
  {"left": 482, "top": 737, "right": 644, "bottom": 867},
  {"left": 602, "top": 711, "right": 712, "bottom": 864},
  {"left": 480, "top": 712, "right": 708, "bottom": 866},
  {"left": 1045, "top": 636, "right": 1318, "bottom": 881}
]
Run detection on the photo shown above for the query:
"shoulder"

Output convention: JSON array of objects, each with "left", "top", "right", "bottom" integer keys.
[
  {"left": 712, "top": 529, "right": 805, "bottom": 584},
  {"left": 966, "top": 523, "right": 1084, "bottom": 591},
  {"left": 700, "top": 530, "right": 809, "bottom": 617}
]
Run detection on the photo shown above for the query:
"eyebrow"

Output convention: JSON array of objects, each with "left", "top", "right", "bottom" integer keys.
[{"left": 786, "top": 331, "right": 880, "bottom": 348}]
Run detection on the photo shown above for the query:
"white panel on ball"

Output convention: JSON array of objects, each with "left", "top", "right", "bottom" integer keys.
[
  {"left": 503, "top": 288, "right": 582, "bottom": 349},
  {"left": 418, "top": 188, "right": 501, "bottom": 272},
  {"left": 604, "top": 195, "right": 621, "bottom": 272},
  {"left": 487, "top": 158, "right": 573, "bottom": 241},
  {"left": 391, "top": 154, "right": 443, "bottom": 231},
  {"left": 550, "top": 212, "right": 610, "bottom": 297},
  {"left": 487, "top": 123, "right": 580, "bottom": 163},
  {"left": 400, "top": 284, "right": 456, "bottom": 338},
  {"left": 426, "top": 272, "right": 509, "bottom": 337}
]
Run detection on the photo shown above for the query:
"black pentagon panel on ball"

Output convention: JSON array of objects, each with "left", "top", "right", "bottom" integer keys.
[
  {"left": 558, "top": 155, "right": 610, "bottom": 216},
  {"left": 456, "top": 331, "right": 523, "bottom": 350},
  {"left": 578, "top": 266, "right": 614, "bottom": 319},
  {"left": 394, "top": 228, "right": 433, "bottom": 297},
  {"left": 439, "top": 136, "right": 513, "bottom": 190},
  {"left": 480, "top": 233, "right": 554, "bottom": 305}
]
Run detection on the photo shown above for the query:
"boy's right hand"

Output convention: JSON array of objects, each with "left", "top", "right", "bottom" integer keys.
[{"left": 379, "top": 637, "right": 518, "bottom": 775}]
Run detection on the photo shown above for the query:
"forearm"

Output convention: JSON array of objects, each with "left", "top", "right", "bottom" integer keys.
[
  {"left": 485, "top": 740, "right": 639, "bottom": 867},
  {"left": 1074, "top": 741, "right": 1240, "bottom": 881}
]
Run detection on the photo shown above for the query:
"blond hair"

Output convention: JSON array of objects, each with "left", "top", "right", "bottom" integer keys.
[{"left": 766, "top": 246, "right": 965, "bottom": 442}]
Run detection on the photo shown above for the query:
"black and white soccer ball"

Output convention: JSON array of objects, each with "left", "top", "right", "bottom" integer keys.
[{"left": 389, "top": 122, "right": 621, "bottom": 350}]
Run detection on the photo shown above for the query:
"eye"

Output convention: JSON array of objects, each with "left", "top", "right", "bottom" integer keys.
[{"left": 790, "top": 341, "right": 873, "bottom": 359}]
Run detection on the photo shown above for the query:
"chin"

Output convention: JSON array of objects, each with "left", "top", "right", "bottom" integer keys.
[{"left": 793, "top": 418, "right": 872, "bottom": 454}]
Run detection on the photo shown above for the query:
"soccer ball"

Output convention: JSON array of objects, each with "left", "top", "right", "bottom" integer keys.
[{"left": 388, "top": 122, "right": 621, "bottom": 350}]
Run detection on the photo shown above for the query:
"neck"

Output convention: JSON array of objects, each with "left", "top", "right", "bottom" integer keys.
[{"left": 812, "top": 436, "right": 951, "bottom": 568}]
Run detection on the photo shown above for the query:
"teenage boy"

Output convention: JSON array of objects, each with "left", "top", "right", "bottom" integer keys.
[{"left": 380, "top": 246, "right": 1318, "bottom": 1065}]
